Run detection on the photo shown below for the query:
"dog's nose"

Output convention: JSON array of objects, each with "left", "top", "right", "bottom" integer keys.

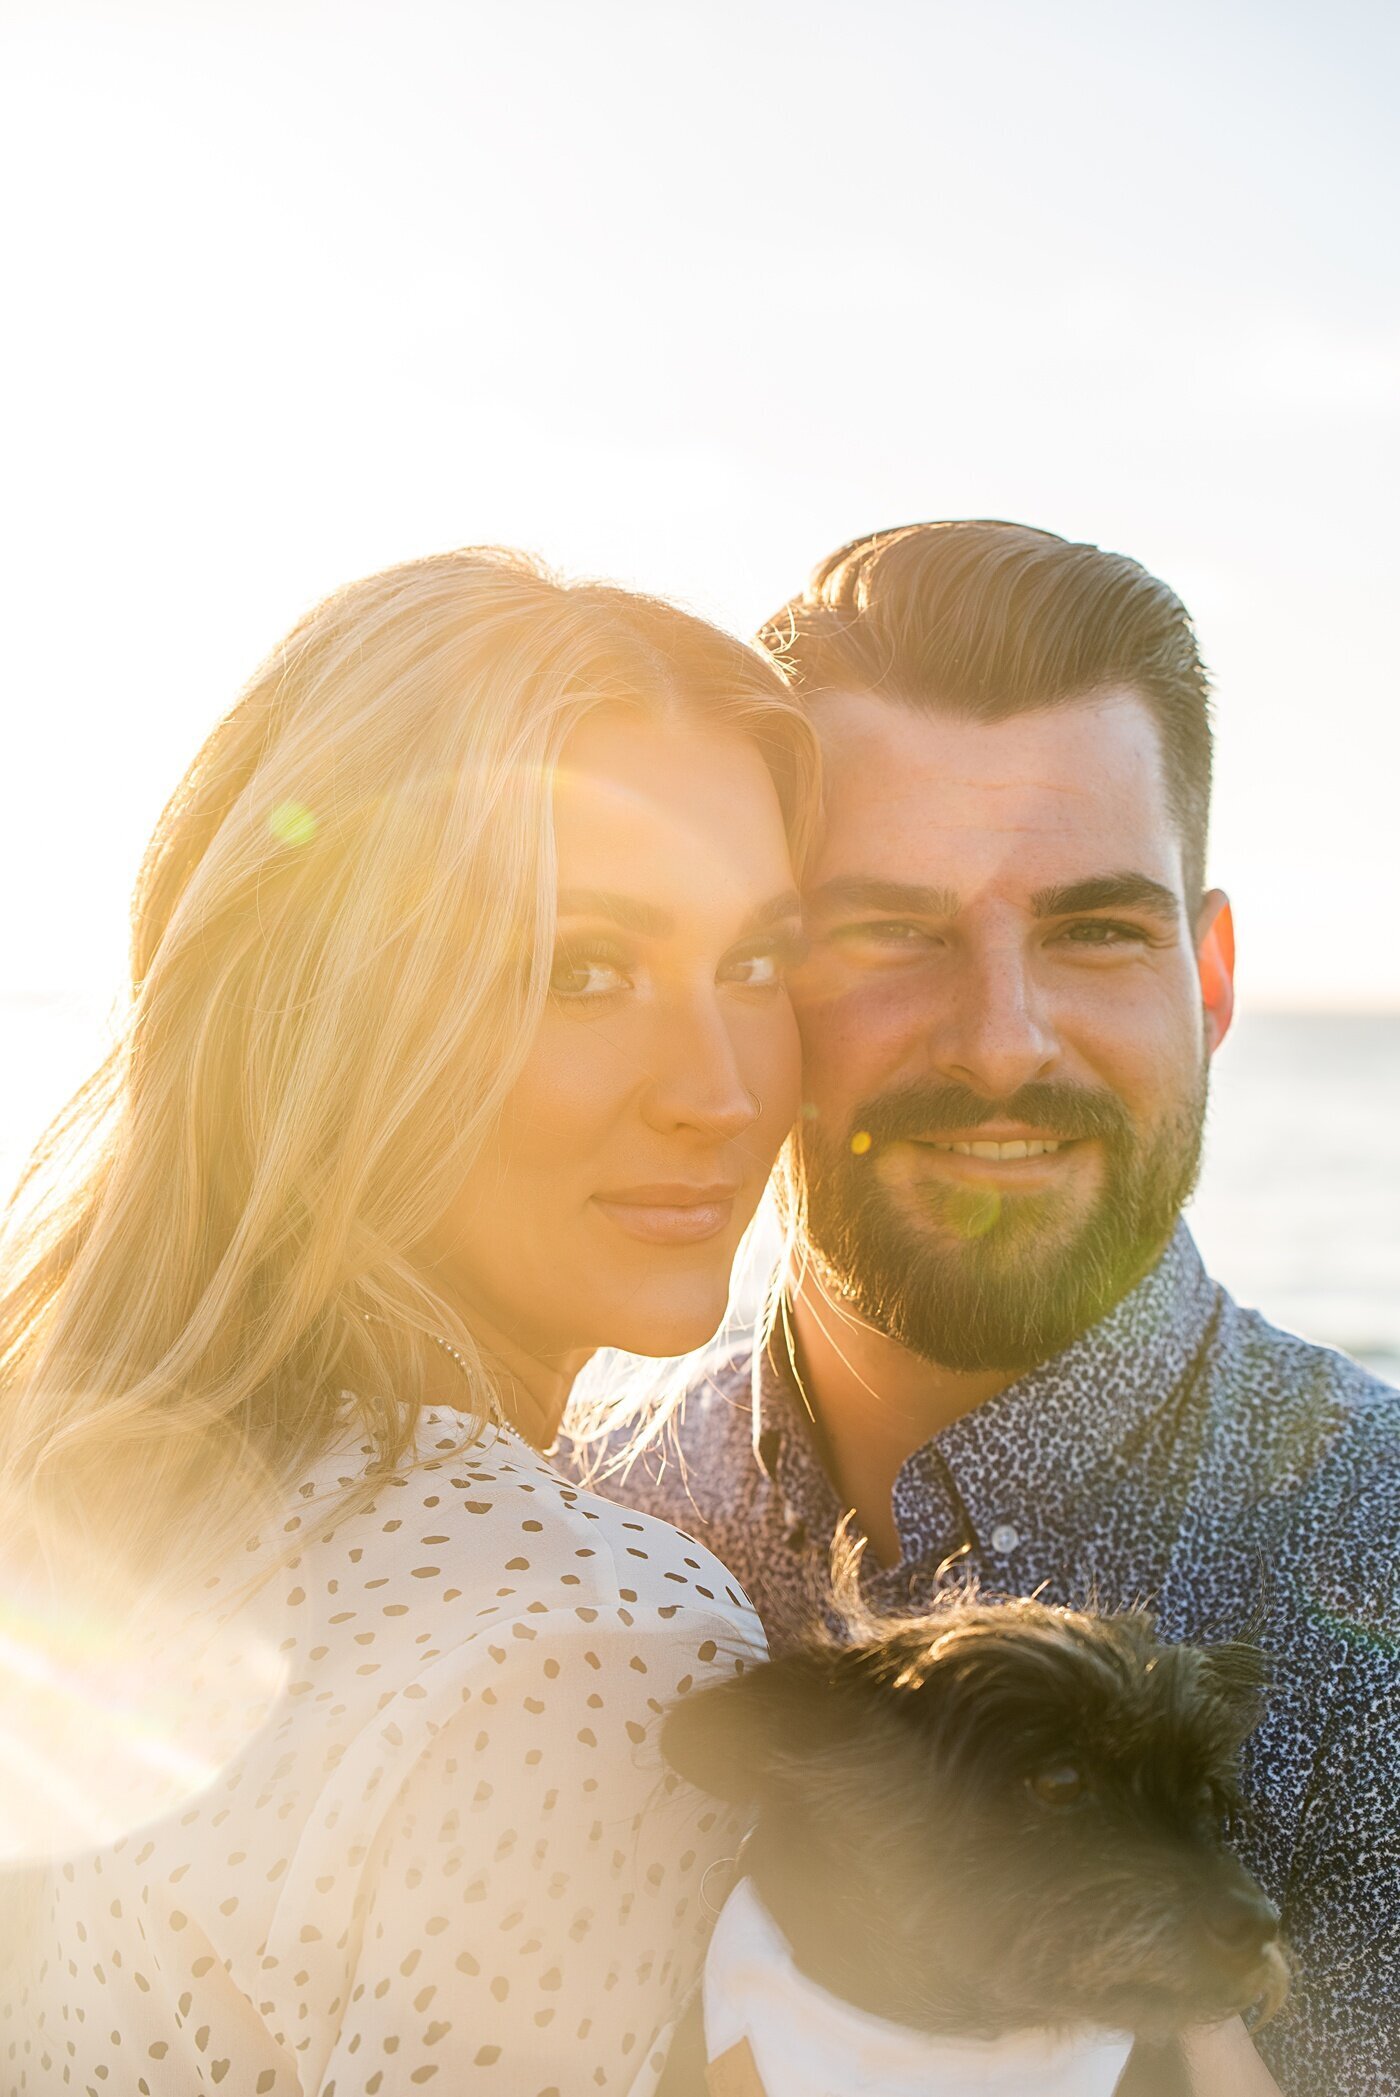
[{"left": 1204, "top": 1887, "right": 1280, "bottom": 1959}]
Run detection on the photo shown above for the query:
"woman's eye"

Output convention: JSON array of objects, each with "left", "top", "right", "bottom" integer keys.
[
  {"left": 720, "top": 932, "right": 808, "bottom": 991},
  {"left": 726, "top": 952, "right": 782, "bottom": 990},
  {"left": 548, "top": 952, "right": 631, "bottom": 1000}
]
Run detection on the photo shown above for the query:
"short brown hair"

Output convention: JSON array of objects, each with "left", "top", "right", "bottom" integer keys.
[{"left": 760, "top": 520, "right": 1213, "bottom": 903}]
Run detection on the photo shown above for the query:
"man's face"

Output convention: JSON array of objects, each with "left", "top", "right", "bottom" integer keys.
[{"left": 790, "top": 690, "right": 1234, "bottom": 1372}]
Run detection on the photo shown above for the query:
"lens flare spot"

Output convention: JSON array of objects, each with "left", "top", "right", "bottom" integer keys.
[
  {"left": 269, "top": 800, "right": 316, "bottom": 847},
  {"left": 801, "top": 1102, "right": 820, "bottom": 1120},
  {"left": 950, "top": 1187, "right": 1003, "bottom": 1238},
  {"left": 0, "top": 1576, "right": 288, "bottom": 1866},
  {"left": 850, "top": 1129, "right": 873, "bottom": 1155}
]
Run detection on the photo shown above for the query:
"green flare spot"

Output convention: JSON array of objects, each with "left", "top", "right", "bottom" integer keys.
[
  {"left": 269, "top": 800, "right": 317, "bottom": 847},
  {"left": 948, "top": 1187, "right": 1003, "bottom": 1239}
]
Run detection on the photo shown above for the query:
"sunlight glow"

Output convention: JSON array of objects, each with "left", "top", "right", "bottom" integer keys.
[
  {"left": 0, "top": 1581, "right": 287, "bottom": 1866},
  {"left": 2, "top": 0, "right": 1396, "bottom": 1008}
]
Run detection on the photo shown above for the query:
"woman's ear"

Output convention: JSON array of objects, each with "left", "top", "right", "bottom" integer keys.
[{"left": 660, "top": 1653, "right": 832, "bottom": 1804}]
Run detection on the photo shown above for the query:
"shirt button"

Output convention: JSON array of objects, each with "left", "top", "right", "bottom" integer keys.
[{"left": 989, "top": 1522, "right": 1020, "bottom": 1555}]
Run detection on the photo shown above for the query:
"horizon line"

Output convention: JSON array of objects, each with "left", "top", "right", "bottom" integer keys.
[{"left": 2, "top": 984, "right": 1399, "bottom": 1019}]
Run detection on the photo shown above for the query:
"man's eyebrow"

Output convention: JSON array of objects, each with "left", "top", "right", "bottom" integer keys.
[
  {"left": 1031, "top": 873, "right": 1182, "bottom": 921},
  {"left": 804, "top": 873, "right": 1183, "bottom": 924},
  {"left": 805, "top": 877, "right": 961, "bottom": 918}
]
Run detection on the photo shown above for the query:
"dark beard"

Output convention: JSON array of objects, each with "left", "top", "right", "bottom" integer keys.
[{"left": 795, "top": 1074, "right": 1208, "bottom": 1373}]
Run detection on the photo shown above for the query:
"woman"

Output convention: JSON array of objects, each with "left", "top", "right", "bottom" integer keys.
[{"left": 0, "top": 548, "right": 819, "bottom": 2092}]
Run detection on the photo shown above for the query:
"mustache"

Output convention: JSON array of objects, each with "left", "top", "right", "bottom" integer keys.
[{"left": 840, "top": 1080, "right": 1133, "bottom": 1150}]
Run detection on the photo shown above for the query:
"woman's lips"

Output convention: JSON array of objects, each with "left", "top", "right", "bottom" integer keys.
[{"left": 591, "top": 1184, "right": 740, "bottom": 1245}]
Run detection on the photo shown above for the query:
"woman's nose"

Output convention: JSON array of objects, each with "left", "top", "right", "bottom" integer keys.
[{"left": 638, "top": 993, "right": 761, "bottom": 1141}]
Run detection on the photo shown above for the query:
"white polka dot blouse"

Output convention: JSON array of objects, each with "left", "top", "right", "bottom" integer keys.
[{"left": 3, "top": 1411, "right": 763, "bottom": 2095}]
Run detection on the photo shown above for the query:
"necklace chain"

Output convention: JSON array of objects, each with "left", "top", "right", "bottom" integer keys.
[{"left": 361, "top": 1313, "right": 510, "bottom": 1431}]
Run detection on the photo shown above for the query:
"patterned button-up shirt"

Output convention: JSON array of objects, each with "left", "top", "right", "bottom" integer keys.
[{"left": 565, "top": 1225, "right": 1400, "bottom": 2097}]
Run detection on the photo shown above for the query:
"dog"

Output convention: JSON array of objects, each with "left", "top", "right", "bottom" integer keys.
[{"left": 660, "top": 1579, "right": 1288, "bottom": 2096}]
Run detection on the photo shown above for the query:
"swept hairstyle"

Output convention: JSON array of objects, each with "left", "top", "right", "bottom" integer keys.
[
  {"left": 760, "top": 519, "right": 1214, "bottom": 904},
  {"left": 0, "top": 548, "right": 819, "bottom": 1593}
]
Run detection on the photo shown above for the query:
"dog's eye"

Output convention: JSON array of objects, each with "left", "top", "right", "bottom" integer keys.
[
  {"left": 1028, "top": 1762, "right": 1086, "bottom": 1808},
  {"left": 1195, "top": 1779, "right": 1235, "bottom": 1830}
]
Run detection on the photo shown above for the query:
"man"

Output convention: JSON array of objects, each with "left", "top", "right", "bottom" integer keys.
[{"left": 571, "top": 522, "right": 1400, "bottom": 2096}]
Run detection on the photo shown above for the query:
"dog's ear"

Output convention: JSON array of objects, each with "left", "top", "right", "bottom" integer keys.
[
  {"left": 1198, "top": 1639, "right": 1271, "bottom": 1738},
  {"left": 660, "top": 1652, "right": 833, "bottom": 1803}
]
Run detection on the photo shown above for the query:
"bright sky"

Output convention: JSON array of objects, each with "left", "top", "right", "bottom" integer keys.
[{"left": 4, "top": 0, "right": 1398, "bottom": 1005}]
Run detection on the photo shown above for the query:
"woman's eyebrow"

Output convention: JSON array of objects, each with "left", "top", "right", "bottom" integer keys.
[
  {"left": 556, "top": 889, "right": 673, "bottom": 935},
  {"left": 739, "top": 889, "right": 803, "bottom": 936}
]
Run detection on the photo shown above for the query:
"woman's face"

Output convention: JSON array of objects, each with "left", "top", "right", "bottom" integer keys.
[{"left": 429, "top": 710, "right": 803, "bottom": 1366}]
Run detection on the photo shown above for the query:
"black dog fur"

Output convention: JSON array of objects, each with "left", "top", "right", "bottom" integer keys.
[{"left": 661, "top": 1590, "right": 1287, "bottom": 2091}]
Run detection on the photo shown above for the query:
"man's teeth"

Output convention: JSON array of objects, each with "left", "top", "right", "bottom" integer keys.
[{"left": 928, "top": 1138, "right": 1065, "bottom": 1159}]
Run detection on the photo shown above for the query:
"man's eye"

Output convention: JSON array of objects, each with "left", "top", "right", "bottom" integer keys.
[
  {"left": 549, "top": 952, "right": 631, "bottom": 1000},
  {"left": 1054, "top": 920, "right": 1149, "bottom": 948},
  {"left": 836, "top": 920, "right": 931, "bottom": 949}
]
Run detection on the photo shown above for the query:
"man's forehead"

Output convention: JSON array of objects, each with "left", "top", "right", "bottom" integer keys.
[{"left": 807, "top": 686, "right": 1186, "bottom": 896}]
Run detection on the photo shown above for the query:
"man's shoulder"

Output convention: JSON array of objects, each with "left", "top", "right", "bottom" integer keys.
[
  {"left": 1215, "top": 1298, "right": 1400, "bottom": 1601},
  {"left": 1219, "top": 1297, "right": 1400, "bottom": 1459}
]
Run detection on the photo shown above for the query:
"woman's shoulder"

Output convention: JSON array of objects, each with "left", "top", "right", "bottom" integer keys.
[
  {"left": 172, "top": 1406, "right": 764, "bottom": 1857},
  {"left": 236, "top": 1405, "right": 763, "bottom": 1663}
]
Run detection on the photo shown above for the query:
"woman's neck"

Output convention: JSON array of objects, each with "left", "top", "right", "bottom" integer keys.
[
  {"left": 432, "top": 1293, "right": 591, "bottom": 1451},
  {"left": 419, "top": 1274, "right": 595, "bottom": 1459}
]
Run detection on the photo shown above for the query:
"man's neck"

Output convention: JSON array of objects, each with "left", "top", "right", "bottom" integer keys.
[{"left": 788, "top": 1274, "right": 1013, "bottom": 1568}]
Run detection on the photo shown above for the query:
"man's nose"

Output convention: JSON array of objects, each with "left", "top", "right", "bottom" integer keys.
[
  {"left": 927, "top": 947, "right": 1058, "bottom": 1100},
  {"left": 639, "top": 991, "right": 760, "bottom": 1141}
]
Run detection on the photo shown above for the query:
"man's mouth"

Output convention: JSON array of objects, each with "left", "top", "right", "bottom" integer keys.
[
  {"left": 903, "top": 1125, "right": 1085, "bottom": 1163},
  {"left": 923, "top": 1137, "right": 1067, "bottom": 1159}
]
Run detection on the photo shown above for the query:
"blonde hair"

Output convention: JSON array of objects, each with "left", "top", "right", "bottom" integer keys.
[{"left": 0, "top": 548, "right": 819, "bottom": 1591}]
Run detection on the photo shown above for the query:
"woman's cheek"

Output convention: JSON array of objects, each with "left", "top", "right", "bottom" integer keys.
[
  {"left": 744, "top": 998, "right": 802, "bottom": 1155},
  {"left": 497, "top": 1009, "right": 637, "bottom": 1154}
]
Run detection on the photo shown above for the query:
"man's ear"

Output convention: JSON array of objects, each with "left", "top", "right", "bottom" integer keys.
[
  {"left": 1195, "top": 891, "right": 1235, "bottom": 1055},
  {"left": 660, "top": 1653, "right": 831, "bottom": 1804}
]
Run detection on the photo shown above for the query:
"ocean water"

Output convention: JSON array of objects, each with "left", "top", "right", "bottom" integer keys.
[
  {"left": 1, "top": 997, "right": 1396, "bottom": 1384},
  {"left": 1186, "top": 1011, "right": 1400, "bottom": 1382}
]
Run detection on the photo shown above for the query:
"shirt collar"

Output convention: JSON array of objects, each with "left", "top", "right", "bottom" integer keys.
[
  {"left": 753, "top": 1222, "right": 1221, "bottom": 1571},
  {"left": 927, "top": 1221, "right": 1220, "bottom": 1563}
]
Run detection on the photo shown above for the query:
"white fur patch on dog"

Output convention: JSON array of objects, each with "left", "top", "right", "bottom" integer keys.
[{"left": 704, "top": 1877, "right": 1133, "bottom": 2096}]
